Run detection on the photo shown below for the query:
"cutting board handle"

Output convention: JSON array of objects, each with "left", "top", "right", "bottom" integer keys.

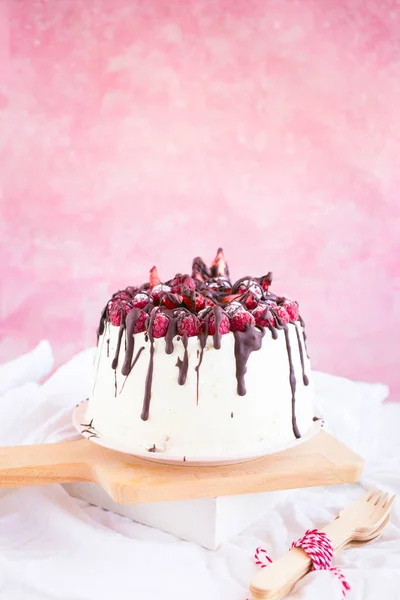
[{"left": 0, "top": 438, "right": 92, "bottom": 487}]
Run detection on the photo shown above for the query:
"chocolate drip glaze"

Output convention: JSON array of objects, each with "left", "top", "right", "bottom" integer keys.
[
  {"left": 176, "top": 335, "right": 189, "bottom": 385},
  {"left": 212, "top": 304, "right": 223, "bottom": 350},
  {"left": 97, "top": 305, "right": 108, "bottom": 342},
  {"left": 141, "top": 312, "right": 157, "bottom": 421},
  {"left": 233, "top": 325, "right": 265, "bottom": 396},
  {"left": 106, "top": 338, "right": 110, "bottom": 357},
  {"left": 112, "top": 320, "right": 125, "bottom": 370},
  {"left": 283, "top": 326, "right": 301, "bottom": 439},
  {"left": 195, "top": 331, "right": 208, "bottom": 405},
  {"left": 121, "top": 308, "right": 142, "bottom": 376},
  {"left": 120, "top": 346, "right": 145, "bottom": 393},
  {"left": 114, "top": 370, "right": 117, "bottom": 397},
  {"left": 295, "top": 323, "right": 309, "bottom": 386},
  {"left": 298, "top": 315, "right": 309, "bottom": 358},
  {"left": 165, "top": 315, "right": 178, "bottom": 354}
]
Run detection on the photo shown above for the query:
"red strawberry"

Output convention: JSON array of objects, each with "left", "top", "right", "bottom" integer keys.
[
  {"left": 149, "top": 266, "right": 161, "bottom": 289},
  {"left": 194, "top": 294, "right": 205, "bottom": 311},
  {"left": 202, "top": 312, "right": 230, "bottom": 335},
  {"left": 258, "top": 272, "right": 273, "bottom": 291},
  {"left": 253, "top": 303, "right": 274, "bottom": 327},
  {"left": 178, "top": 314, "right": 201, "bottom": 337},
  {"left": 162, "top": 293, "right": 183, "bottom": 309},
  {"left": 131, "top": 292, "right": 150, "bottom": 309},
  {"left": 220, "top": 293, "right": 241, "bottom": 304},
  {"left": 192, "top": 293, "right": 213, "bottom": 311},
  {"left": 230, "top": 309, "right": 255, "bottom": 332},
  {"left": 283, "top": 300, "right": 299, "bottom": 322},
  {"left": 151, "top": 283, "right": 171, "bottom": 305},
  {"left": 108, "top": 300, "right": 131, "bottom": 326},
  {"left": 244, "top": 293, "right": 258, "bottom": 310},
  {"left": 210, "top": 247, "right": 229, "bottom": 278},
  {"left": 271, "top": 305, "right": 290, "bottom": 325},
  {"left": 151, "top": 311, "right": 169, "bottom": 338}
]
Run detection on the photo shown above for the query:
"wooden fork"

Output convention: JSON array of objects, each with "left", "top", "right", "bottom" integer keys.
[{"left": 250, "top": 489, "right": 395, "bottom": 600}]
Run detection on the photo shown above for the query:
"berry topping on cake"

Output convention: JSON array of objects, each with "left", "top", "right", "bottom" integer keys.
[
  {"left": 177, "top": 314, "right": 201, "bottom": 337},
  {"left": 151, "top": 310, "right": 169, "bottom": 338},
  {"left": 100, "top": 248, "right": 302, "bottom": 343}
]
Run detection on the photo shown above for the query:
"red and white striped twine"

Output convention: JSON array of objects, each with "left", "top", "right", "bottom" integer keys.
[{"left": 253, "top": 529, "right": 350, "bottom": 597}]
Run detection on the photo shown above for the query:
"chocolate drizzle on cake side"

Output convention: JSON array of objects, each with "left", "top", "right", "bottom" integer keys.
[{"left": 96, "top": 248, "right": 310, "bottom": 438}]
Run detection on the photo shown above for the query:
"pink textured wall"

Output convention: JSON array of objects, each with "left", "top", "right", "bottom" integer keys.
[{"left": 1, "top": 0, "right": 400, "bottom": 399}]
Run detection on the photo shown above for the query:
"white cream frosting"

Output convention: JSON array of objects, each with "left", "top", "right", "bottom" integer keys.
[{"left": 85, "top": 322, "right": 315, "bottom": 459}]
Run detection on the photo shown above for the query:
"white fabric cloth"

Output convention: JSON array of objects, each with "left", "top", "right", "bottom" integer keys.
[{"left": 0, "top": 341, "right": 399, "bottom": 600}]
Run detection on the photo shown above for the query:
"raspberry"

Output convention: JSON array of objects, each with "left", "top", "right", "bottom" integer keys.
[
  {"left": 230, "top": 309, "right": 255, "bottom": 332},
  {"left": 131, "top": 292, "right": 150, "bottom": 309},
  {"left": 253, "top": 303, "right": 274, "bottom": 327},
  {"left": 133, "top": 310, "right": 149, "bottom": 333},
  {"left": 258, "top": 272, "right": 273, "bottom": 291},
  {"left": 271, "top": 305, "right": 290, "bottom": 325},
  {"left": 284, "top": 300, "right": 299, "bottom": 321},
  {"left": 202, "top": 312, "right": 230, "bottom": 335},
  {"left": 162, "top": 293, "right": 183, "bottom": 309},
  {"left": 108, "top": 300, "right": 131, "bottom": 326},
  {"left": 178, "top": 314, "right": 201, "bottom": 337},
  {"left": 151, "top": 311, "right": 169, "bottom": 338},
  {"left": 149, "top": 266, "right": 161, "bottom": 289},
  {"left": 210, "top": 247, "right": 230, "bottom": 278},
  {"left": 151, "top": 283, "right": 171, "bottom": 305}
]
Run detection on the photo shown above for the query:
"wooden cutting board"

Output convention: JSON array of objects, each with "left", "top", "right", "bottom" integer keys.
[
  {"left": 0, "top": 431, "right": 363, "bottom": 504},
  {"left": 0, "top": 431, "right": 364, "bottom": 504}
]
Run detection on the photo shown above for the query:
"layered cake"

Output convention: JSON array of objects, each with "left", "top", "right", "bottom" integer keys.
[{"left": 84, "top": 249, "right": 316, "bottom": 459}]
